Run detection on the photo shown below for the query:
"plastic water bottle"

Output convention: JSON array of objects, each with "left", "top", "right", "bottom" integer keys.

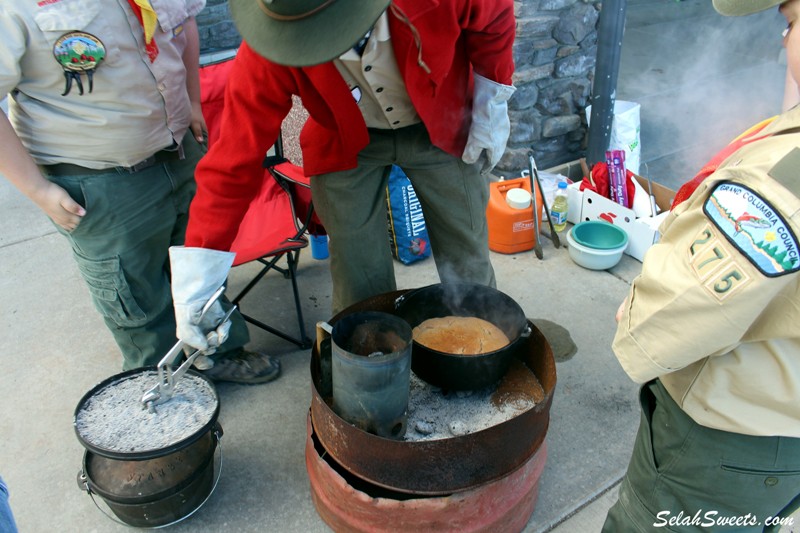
[{"left": 550, "top": 181, "right": 569, "bottom": 232}]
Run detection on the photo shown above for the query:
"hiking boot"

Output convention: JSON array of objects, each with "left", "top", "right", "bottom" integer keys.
[{"left": 200, "top": 350, "right": 281, "bottom": 384}]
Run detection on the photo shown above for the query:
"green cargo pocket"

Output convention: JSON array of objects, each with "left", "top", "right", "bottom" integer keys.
[{"left": 72, "top": 251, "right": 148, "bottom": 328}]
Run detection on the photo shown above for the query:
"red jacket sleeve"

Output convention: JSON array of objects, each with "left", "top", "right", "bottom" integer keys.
[
  {"left": 461, "top": 0, "right": 516, "bottom": 85},
  {"left": 387, "top": 0, "right": 515, "bottom": 157},
  {"left": 185, "top": 44, "right": 296, "bottom": 251}
]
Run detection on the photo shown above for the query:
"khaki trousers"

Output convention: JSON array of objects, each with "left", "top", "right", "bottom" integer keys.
[{"left": 310, "top": 123, "right": 495, "bottom": 313}]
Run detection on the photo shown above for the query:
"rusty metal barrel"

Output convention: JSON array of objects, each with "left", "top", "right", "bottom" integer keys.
[{"left": 306, "top": 289, "right": 556, "bottom": 531}]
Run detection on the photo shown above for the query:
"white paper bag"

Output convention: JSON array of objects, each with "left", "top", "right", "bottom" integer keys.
[{"left": 586, "top": 100, "right": 641, "bottom": 174}]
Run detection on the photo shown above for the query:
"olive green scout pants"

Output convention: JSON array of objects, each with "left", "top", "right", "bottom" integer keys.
[
  {"left": 311, "top": 123, "right": 496, "bottom": 313},
  {"left": 44, "top": 137, "right": 248, "bottom": 370},
  {"left": 604, "top": 380, "right": 800, "bottom": 532}
]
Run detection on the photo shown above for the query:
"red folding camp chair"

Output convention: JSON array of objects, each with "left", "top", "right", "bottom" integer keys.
[{"left": 199, "top": 54, "right": 319, "bottom": 349}]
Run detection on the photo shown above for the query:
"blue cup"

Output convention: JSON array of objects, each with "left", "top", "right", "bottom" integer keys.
[{"left": 310, "top": 234, "right": 329, "bottom": 260}]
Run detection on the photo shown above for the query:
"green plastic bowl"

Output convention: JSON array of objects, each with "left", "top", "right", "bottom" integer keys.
[
  {"left": 567, "top": 230, "right": 626, "bottom": 270},
  {"left": 571, "top": 220, "right": 628, "bottom": 250}
]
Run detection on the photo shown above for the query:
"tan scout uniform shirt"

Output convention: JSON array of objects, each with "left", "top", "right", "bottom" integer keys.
[
  {"left": 614, "top": 106, "right": 800, "bottom": 437},
  {"left": 0, "top": 0, "right": 204, "bottom": 169},
  {"left": 334, "top": 12, "right": 420, "bottom": 130}
]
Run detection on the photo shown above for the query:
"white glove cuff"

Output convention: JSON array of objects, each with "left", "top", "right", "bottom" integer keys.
[
  {"left": 169, "top": 246, "right": 235, "bottom": 304},
  {"left": 473, "top": 73, "right": 516, "bottom": 105}
]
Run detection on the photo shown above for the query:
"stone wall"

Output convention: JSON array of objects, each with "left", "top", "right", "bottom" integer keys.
[
  {"left": 196, "top": 0, "right": 241, "bottom": 52},
  {"left": 196, "top": 1, "right": 601, "bottom": 174},
  {"left": 504, "top": 0, "right": 600, "bottom": 175}
]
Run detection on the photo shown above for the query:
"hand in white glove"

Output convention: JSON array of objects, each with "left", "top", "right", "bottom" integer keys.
[
  {"left": 170, "top": 246, "right": 236, "bottom": 353},
  {"left": 462, "top": 73, "right": 516, "bottom": 175}
]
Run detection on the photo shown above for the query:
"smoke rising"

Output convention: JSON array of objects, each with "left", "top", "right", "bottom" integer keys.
[{"left": 618, "top": 2, "right": 785, "bottom": 189}]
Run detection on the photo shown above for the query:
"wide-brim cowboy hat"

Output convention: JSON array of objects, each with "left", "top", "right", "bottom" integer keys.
[
  {"left": 230, "top": 0, "right": 391, "bottom": 66},
  {"left": 712, "top": 0, "right": 784, "bottom": 16}
]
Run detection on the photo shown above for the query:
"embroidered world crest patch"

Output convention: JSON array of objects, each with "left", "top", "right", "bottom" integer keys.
[{"left": 704, "top": 182, "right": 799, "bottom": 276}]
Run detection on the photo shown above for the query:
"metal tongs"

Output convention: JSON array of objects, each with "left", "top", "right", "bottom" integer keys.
[
  {"left": 529, "top": 153, "right": 561, "bottom": 249},
  {"left": 141, "top": 286, "right": 235, "bottom": 412},
  {"left": 526, "top": 154, "right": 544, "bottom": 260}
]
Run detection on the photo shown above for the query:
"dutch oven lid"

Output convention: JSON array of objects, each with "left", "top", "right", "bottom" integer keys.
[{"left": 74, "top": 368, "right": 220, "bottom": 461}]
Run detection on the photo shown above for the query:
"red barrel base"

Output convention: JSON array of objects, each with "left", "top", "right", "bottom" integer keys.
[{"left": 305, "top": 413, "right": 547, "bottom": 533}]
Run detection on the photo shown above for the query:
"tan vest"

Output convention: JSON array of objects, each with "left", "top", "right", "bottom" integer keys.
[
  {"left": 334, "top": 12, "right": 420, "bottom": 130},
  {"left": 613, "top": 106, "right": 800, "bottom": 437}
]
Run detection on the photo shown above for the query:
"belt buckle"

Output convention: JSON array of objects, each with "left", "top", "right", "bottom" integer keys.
[{"left": 128, "top": 154, "right": 157, "bottom": 173}]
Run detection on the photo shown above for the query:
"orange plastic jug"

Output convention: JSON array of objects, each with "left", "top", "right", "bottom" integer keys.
[{"left": 487, "top": 177, "right": 543, "bottom": 254}]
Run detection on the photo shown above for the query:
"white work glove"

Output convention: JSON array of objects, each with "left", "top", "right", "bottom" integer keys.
[
  {"left": 462, "top": 73, "right": 516, "bottom": 175},
  {"left": 170, "top": 246, "right": 236, "bottom": 354}
]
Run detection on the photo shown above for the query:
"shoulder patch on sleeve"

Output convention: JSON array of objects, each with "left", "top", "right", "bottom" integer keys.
[
  {"left": 703, "top": 182, "right": 800, "bottom": 277},
  {"left": 768, "top": 146, "right": 800, "bottom": 196}
]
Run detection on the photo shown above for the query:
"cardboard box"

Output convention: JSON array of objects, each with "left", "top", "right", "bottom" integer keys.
[
  {"left": 566, "top": 181, "right": 584, "bottom": 225},
  {"left": 563, "top": 159, "right": 677, "bottom": 262}
]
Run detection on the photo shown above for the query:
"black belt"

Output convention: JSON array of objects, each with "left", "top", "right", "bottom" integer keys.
[{"left": 40, "top": 148, "right": 183, "bottom": 176}]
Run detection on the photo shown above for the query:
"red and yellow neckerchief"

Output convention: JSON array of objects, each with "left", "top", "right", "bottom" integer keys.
[{"left": 126, "top": 0, "right": 159, "bottom": 62}]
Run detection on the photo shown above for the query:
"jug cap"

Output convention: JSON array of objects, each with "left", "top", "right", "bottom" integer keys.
[{"left": 506, "top": 188, "right": 532, "bottom": 210}]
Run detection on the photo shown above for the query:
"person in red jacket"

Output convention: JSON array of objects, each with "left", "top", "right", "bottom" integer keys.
[{"left": 169, "top": 0, "right": 516, "bottom": 354}]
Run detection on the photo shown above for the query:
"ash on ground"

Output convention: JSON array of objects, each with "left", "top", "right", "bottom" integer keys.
[
  {"left": 75, "top": 371, "right": 217, "bottom": 453},
  {"left": 405, "top": 359, "right": 543, "bottom": 442}
]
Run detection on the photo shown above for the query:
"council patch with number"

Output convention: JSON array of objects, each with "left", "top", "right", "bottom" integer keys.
[{"left": 703, "top": 182, "right": 799, "bottom": 276}]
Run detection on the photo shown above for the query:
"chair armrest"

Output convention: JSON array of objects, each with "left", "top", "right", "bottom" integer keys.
[{"left": 271, "top": 161, "right": 311, "bottom": 189}]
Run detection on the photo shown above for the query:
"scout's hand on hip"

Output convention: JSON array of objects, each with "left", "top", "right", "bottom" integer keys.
[
  {"left": 462, "top": 74, "right": 516, "bottom": 175},
  {"left": 170, "top": 246, "right": 235, "bottom": 353},
  {"left": 26, "top": 175, "right": 86, "bottom": 231}
]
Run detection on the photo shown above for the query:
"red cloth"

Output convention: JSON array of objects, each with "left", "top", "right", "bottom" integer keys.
[
  {"left": 228, "top": 170, "right": 305, "bottom": 267},
  {"left": 270, "top": 161, "right": 325, "bottom": 237},
  {"left": 185, "top": 0, "right": 516, "bottom": 251},
  {"left": 580, "top": 162, "right": 636, "bottom": 209},
  {"left": 199, "top": 59, "right": 234, "bottom": 148}
]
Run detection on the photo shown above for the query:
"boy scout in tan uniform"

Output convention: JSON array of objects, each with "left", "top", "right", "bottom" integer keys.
[
  {"left": 604, "top": 2, "right": 800, "bottom": 530},
  {"left": 0, "top": 1, "right": 279, "bottom": 383}
]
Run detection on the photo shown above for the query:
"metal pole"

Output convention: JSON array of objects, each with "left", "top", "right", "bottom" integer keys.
[{"left": 586, "top": 0, "right": 627, "bottom": 168}]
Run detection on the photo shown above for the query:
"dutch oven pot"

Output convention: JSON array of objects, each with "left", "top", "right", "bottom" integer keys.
[
  {"left": 77, "top": 424, "right": 222, "bottom": 528},
  {"left": 74, "top": 368, "right": 222, "bottom": 527},
  {"left": 394, "top": 282, "right": 531, "bottom": 390}
]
